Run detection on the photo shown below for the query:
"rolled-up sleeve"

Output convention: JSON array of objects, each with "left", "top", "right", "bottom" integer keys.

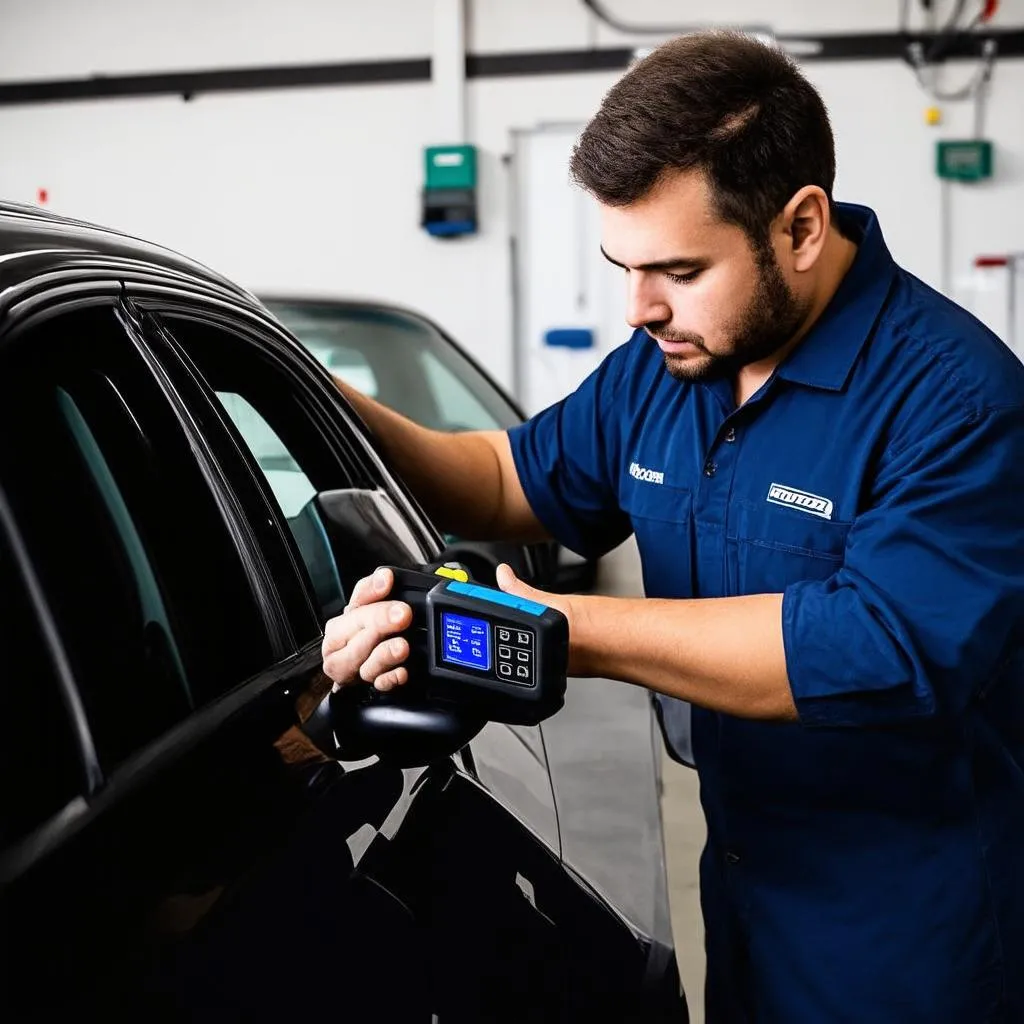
[
  {"left": 508, "top": 347, "right": 633, "bottom": 561},
  {"left": 784, "top": 404, "right": 1024, "bottom": 727}
]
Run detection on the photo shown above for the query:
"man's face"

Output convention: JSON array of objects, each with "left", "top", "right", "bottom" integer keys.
[{"left": 599, "top": 170, "right": 812, "bottom": 382}]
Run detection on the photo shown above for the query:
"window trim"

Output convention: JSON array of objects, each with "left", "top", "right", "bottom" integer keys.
[
  {"left": 0, "top": 484, "right": 101, "bottom": 795},
  {"left": 115, "top": 297, "right": 296, "bottom": 657},
  {"left": 124, "top": 285, "right": 445, "bottom": 561},
  {"left": 137, "top": 307, "right": 323, "bottom": 638}
]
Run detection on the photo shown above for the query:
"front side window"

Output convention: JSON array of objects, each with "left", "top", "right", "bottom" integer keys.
[
  {"left": 155, "top": 314, "right": 360, "bottom": 621},
  {"left": 0, "top": 305, "right": 274, "bottom": 770}
]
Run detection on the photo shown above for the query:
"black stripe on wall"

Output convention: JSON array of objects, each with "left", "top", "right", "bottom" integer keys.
[{"left": 0, "top": 29, "right": 1020, "bottom": 107}]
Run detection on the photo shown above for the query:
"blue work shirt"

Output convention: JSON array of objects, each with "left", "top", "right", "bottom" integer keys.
[{"left": 509, "top": 204, "right": 1024, "bottom": 1022}]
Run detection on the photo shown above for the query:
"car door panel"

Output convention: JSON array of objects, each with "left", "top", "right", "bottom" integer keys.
[
  {"left": 130, "top": 296, "right": 684, "bottom": 1017},
  {"left": 2, "top": 645, "right": 426, "bottom": 1018},
  {"left": 464, "top": 721, "right": 560, "bottom": 854},
  {"left": 133, "top": 299, "right": 567, "bottom": 847},
  {"left": 0, "top": 282, "right": 683, "bottom": 1020}
]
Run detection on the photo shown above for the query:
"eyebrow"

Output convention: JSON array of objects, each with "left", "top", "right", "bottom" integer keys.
[{"left": 600, "top": 246, "right": 706, "bottom": 272}]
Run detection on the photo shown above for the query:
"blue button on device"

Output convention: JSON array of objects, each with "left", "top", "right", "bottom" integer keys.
[{"left": 447, "top": 581, "right": 546, "bottom": 617}]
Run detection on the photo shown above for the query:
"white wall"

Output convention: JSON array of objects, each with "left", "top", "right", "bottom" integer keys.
[{"left": 2, "top": 0, "right": 1023, "bottom": 388}]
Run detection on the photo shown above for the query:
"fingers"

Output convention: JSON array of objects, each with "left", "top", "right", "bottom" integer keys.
[
  {"left": 323, "top": 590, "right": 410, "bottom": 656},
  {"left": 347, "top": 567, "right": 394, "bottom": 610},
  {"left": 359, "top": 635, "right": 410, "bottom": 685},
  {"left": 321, "top": 597, "right": 412, "bottom": 687},
  {"left": 370, "top": 665, "right": 409, "bottom": 692}
]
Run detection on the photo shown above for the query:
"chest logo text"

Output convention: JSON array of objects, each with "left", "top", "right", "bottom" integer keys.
[
  {"left": 767, "top": 483, "right": 834, "bottom": 520},
  {"left": 629, "top": 461, "right": 665, "bottom": 485}
]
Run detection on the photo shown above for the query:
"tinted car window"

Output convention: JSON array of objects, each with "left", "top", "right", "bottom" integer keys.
[
  {"left": 265, "top": 301, "right": 522, "bottom": 432},
  {"left": 0, "top": 518, "right": 82, "bottom": 847},
  {"left": 0, "top": 306, "right": 275, "bottom": 770}
]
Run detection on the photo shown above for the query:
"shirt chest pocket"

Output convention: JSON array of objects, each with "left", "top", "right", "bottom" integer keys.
[
  {"left": 620, "top": 484, "right": 694, "bottom": 598},
  {"left": 730, "top": 500, "right": 851, "bottom": 595}
]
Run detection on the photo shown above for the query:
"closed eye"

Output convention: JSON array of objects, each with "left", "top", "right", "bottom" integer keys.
[{"left": 666, "top": 270, "right": 701, "bottom": 284}]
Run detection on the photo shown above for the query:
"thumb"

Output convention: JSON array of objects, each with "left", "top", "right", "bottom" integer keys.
[
  {"left": 496, "top": 563, "right": 571, "bottom": 628},
  {"left": 495, "top": 562, "right": 537, "bottom": 598}
]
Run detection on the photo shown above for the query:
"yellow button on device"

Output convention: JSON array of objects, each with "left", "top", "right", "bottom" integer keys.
[{"left": 434, "top": 565, "right": 470, "bottom": 583}]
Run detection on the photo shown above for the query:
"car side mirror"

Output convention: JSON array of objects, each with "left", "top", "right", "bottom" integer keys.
[{"left": 313, "top": 487, "right": 433, "bottom": 597}]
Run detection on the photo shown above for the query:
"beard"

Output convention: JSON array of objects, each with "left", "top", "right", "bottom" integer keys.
[{"left": 651, "top": 247, "right": 812, "bottom": 384}]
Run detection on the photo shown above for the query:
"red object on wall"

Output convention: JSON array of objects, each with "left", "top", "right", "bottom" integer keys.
[{"left": 37, "top": 188, "right": 49, "bottom": 205}]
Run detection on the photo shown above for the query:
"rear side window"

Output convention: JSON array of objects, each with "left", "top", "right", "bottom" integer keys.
[
  {"left": 0, "top": 305, "right": 274, "bottom": 771},
  {"left": 0, "top": 520, "right": 82, "bottom": 847}
]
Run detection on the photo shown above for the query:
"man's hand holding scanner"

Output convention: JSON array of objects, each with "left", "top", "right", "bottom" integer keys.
[
  {"left": 321, "top": 564, "right": 574, "bottom": 691},
  {"left": 321, "top": 568, "right": 413, "bottom": 692}
]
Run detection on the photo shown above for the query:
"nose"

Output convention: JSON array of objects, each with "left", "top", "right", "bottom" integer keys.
[{"left": 625, "top": 272, "right": 673, "bottom": 330}]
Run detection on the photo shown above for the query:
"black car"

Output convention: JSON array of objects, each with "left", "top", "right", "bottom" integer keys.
[
  {"left": 262, "top": 295, "right": 598, "bottom": 594},
  {"left": 0, "top": 202, "right": 685, "bottom": 1021}
]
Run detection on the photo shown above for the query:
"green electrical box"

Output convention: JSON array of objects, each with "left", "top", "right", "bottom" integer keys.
[
  {"left": 422, "top": 145, "right": 478, "bottom": 238},
  {"left": 936, "top": 140, "right": 994, "bottom": 182},
  {"left": 425, "top": 145, "right": 477, "bottom": 190}
]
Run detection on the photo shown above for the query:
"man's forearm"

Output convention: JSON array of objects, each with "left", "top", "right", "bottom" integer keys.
[
  {"left": 334, "top": 378, "right": 546, "bottom": 542},
  {"left": 568, "top": 590, "right": 797, "bottom": 720}
]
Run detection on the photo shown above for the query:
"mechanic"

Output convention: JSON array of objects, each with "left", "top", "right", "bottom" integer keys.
[{"left": 321, "top": 31, "right": 1024, "bottom": 1023}]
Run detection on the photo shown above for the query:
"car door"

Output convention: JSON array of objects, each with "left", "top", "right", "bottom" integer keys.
[
  {"left": 0, "top": 292, "right": 378, "bottom": 1016},
  {"left": 133, "top": 292, "right": 562, "bottom": 852},
  {"left": 0, "top": 285, "right": 572, "bottom": 1021},
  {"left": 132, "top": 292, "right": 683, "bottom": 1020},
  {"left": 0, "top": 281, "right": 681, "bottom": 1020}
]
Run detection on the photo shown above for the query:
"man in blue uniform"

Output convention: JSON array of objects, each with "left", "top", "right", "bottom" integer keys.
[{"left": 321, "top": 32, "right": 1024, "bottom": 1022}]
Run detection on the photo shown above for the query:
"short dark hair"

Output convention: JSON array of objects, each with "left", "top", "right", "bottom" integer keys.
[{"left": 570, "top": 31, "right": 837, "bottom": 246}]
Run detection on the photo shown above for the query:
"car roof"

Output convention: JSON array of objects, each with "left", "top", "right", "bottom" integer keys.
[{"left": 0, "top": 200, "right": 255, "bottom": 316}]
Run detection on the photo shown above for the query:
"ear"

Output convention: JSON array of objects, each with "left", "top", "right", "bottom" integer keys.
[{"left": 777, "top": 186, "right": 831, "bottom": 273}]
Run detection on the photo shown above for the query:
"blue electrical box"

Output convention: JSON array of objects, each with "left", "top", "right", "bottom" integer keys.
[{"left": 544, "top": 328, "right": 595, "bottom": 350}]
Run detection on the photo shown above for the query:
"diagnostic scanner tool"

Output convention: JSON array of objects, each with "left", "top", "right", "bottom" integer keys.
[{"left": 386, "top": 566, "right": 568, "bottom": 725}]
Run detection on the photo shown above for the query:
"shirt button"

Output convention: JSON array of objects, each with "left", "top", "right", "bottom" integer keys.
[
  {"left": 724, "top": 427, "right": 737, "bottom": 443},
  {"left": 703, "top": 460, "right": 717, "bottom": 478},
  {"left": 725, "top": 851, "right": 740, "bottom": 865}
]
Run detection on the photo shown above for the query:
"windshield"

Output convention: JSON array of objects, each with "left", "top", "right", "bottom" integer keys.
[{"left": 264, "top": 300, "right": 523, "bottom": 433}]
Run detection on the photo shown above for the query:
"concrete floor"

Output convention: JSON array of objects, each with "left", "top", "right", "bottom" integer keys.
[
  {"left": 661, "top": 752, "right": 706, "bottom": 1023},
  {"left": 592, "top": 540, "right": 707, "bottom": 1021}
]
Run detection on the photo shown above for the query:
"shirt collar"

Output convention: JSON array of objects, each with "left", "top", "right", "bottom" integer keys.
[{"left": 775, "top": 203, "right": 897, "bottom": 392}]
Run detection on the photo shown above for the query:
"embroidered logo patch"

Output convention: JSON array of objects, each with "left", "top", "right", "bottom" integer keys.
[
  {"left": 766, "top": 483, "right": 834, "bottom": 520},
  {"left": 629, "top": 461, "right": 665, "bottom": 485}
]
